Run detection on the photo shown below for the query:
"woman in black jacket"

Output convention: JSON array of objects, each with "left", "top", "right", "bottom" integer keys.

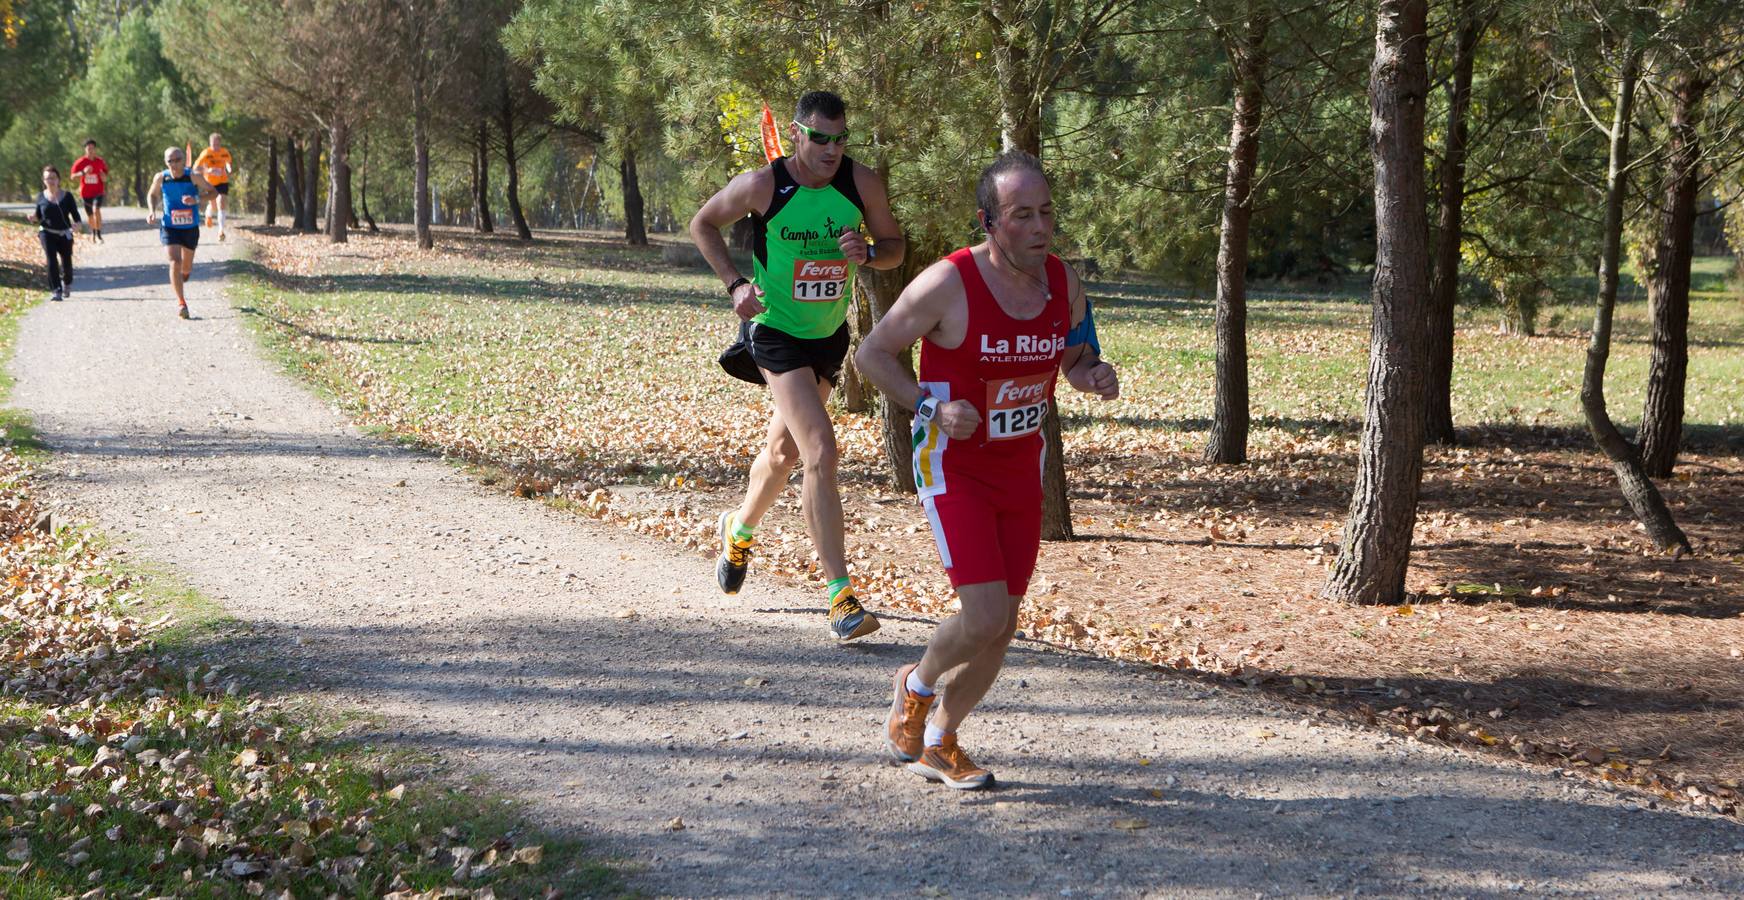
[{"left": 26, "top": 165, "right": 85, "bottom": 301}]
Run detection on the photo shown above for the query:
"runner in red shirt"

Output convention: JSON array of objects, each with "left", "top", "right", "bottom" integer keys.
[
  {"left": 69, "top": 140, "right": 108, "bottom": 242},
  {"left": 856, "top": 150, "right": 1120, "bottom": 789}
]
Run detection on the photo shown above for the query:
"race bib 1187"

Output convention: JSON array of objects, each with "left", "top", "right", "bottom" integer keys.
[{"left": 792, "top": 259, "right": 849, "bottom": 302}]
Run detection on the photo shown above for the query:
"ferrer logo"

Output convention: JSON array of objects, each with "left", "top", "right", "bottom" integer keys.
[
  {"left": 795, "top": 260, "right": 850, "bottom": 281},
  {"left": 992, "top": 378, "right": 1048, "bottom": 405}
]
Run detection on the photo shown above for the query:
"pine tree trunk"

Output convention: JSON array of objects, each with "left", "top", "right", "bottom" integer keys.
[
  {"left": 344, "top": 177, "right": 359, "bottom": 230},
  {"left": 620, "top": 150, "right": 647, "bottom": 246},
  {"left": 281, "top": 136, "right": 303, "bottom": 227},
  {"left": 326, "top": 120, "right": 350, "bottom": 244},
  {"left": 985, "top": 0, "right": 1071, "bottom": 537},
  {"left": 730, "top": 216, "right": 755, "bottom": 251},
  {"left": 500, "top": 86, "right": 532, "bottom": 241},
  {"left": 1639, "top": 71, "right": 1708, "bottom": 478},
  {"left": 301, "top": 132, "right": 322, "bottom": 234},
  {"left": 265, "top": 137, "right": 279, "bottom": 227},
  {"left": 473, "top": 121, "right": 494, "bottom": 234},
  {"left": 358, "top": 136, "right": 378, "bottom": 233},
  {"left": 841, "top": 283, "right": 872, "bottom": 414},
  {"left": 412, "top": 96, "right": 432, "bottom": 249},
  {"left": 1324, "top": 0, "right": 1432, "bottom": 605},
  {"left": 1581, "top": 46, "right": 1689, "bottom": 553},
  {"left": 859, "top": 262, "right": 919, "bottom": 493},
  {"left": 988, "top": 0, "right": 1041, "bottom": 163},
  {"left": 1205, "top": 6, "right": 1270, "bottom": 466},
  {"left": 1424, "top": 0, "right": 1481, "bottom": 447}
]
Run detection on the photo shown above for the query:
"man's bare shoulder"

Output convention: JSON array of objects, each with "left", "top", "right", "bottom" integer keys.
[
  {"left": 711, "top": 165, "right": 774, "bottom": 218},
  {"left": 905, "top": 257, "right": 967, "bottom": 306}
]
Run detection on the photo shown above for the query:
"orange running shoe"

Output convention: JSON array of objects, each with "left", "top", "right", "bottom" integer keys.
[
  {"left": 885, "top": 664, "right": 934, "bottom": 763},
  {"left": 908, "top": 734, "right": 994, "bottom": 790}
]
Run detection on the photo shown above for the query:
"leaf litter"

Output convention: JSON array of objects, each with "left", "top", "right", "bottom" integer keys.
[
  {"left": 0, "top": 438, "right": 613, "bottom": 896},
  {"left": 240, "top": 226, "right": 1744, "bottom": 822}
]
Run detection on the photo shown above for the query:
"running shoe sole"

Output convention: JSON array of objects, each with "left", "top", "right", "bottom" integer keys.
[
  {"left": 906, "top": 759, "right": 995, "bottom": 791},
  {"left": 886, "top": 663, "right": 921, "bottom": 763},
  {"left": 832, "top": 608, "right": 880, "bottom": 642},
  {"left": 716, "top": 510, "right": 748, "bottom": 595}
]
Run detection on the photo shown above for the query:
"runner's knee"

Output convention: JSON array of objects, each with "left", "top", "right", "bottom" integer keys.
[
  {"left": 957, "top": 603, "right": 1011, "bottom": 649},
  {"left": 797, "top": 433, "right": 838, "bottom": 473},
  {"left": 766, "top": 432, "right": 800, "bottom": 471}
]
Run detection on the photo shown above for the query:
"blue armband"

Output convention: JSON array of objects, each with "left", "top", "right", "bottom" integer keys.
[{"left": 1065, "top": 299, "right": 1101, "bottom": 355}]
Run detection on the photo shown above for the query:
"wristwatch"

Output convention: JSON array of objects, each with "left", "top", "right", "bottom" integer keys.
[
  {"left": 866, "top": 242, "right": 878, "bottom": 263},
  {"left": 915, "top": 393, "right": 940, "bottom": 424},
  {"left": 726, "top": 276, "right": 750, "bottom": 297}
]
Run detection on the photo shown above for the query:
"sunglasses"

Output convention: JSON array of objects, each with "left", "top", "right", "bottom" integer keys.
[{"left": 793, "top": 121, "right": 850, "bottom": 145}]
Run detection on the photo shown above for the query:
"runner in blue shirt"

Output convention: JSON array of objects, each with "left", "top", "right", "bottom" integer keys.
[{"left": 146, "top": 146, "right": 216, "bottom": 320}]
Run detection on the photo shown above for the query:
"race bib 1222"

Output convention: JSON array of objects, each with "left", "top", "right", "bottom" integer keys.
[{"left": 984, "top": 370, "right": 1053, "bottom": 441}]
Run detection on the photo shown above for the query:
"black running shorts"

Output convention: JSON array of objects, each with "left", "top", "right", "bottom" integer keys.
[
  {"left": 212, "top": 182, "right": 230, "bottom": 195},
  {"left": 719, "top": 320, "right": 849, "bottom": 386},
  {"left": 81, "top": 194, "right": 104, "bottom": 215},
  {"left": 160, "top": 228, "right": 199, "bottom": 250}
]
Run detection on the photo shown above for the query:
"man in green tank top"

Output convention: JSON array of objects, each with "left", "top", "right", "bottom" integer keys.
[{"left": 691, "top": 90, "right": 906, "bottom": 642}]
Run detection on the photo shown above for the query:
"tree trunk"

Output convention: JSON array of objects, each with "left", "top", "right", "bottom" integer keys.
[
  {"left": 842, "top": 283, "right": 874, "bottom": 413},
  {"left": 1205, "top": 6, "right": 1270, "bottom": 466},
  {"left": 343, "top": 156, "right": 359, "bottom": 231},
  {"left": 988, "top": 0, "right": 1041, "bottom": 163},
  {"left": 282, "top": 135, "right": 303, "bottom": 227},
  {"left": 412, "top": 90, "right": 432, "bottom": 249},
  {"left": 265, "top": 136, "right": 279, "bottom": 227},
  {"left": 301, "top": 131, "right": 322, "bottom": 234},
  {"left": 1580, "top": 45, "right": 1689, "bottom": 554},
  {"left": 989, "top": 4, "right": 1070, "bottom": 539},
  {"left": 358, "top": 135, "right": 378, "bottom": 233},
  {"left": 858, "top": 263, "right": 918, "bottom": 493},
  {"left": 500, "top": 87, "right": 532, "bottom": 241},
  {"left": 620, "top": 150, "right": 647, "bottom": 246},
  {"left": 1424, "top": 0, "right": 1481, "bottom": 446},
  {"left": 1324, "top": 0, "right": 1432, "bottom": 605},
  {"left": 473, "top": 120, "right": 494, "bottom": 234},
  {"left": 1638, "top": 71, "right": 1708, "bottom": 478},
  {"left": 326, "top": 120, "right": 350, "bottom": 244},
  {"left": 730, "top": 216, "right": 755, "bottom": 251}
]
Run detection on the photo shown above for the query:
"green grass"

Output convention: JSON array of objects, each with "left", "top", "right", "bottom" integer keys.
[
  {"left": 1088, "top": 262, "right": 1744, "bottom": 439},
  {"left": 0, "top": 218, "right": 47, "bottom": 457},
  {"left": 231, "top": 237, "right": 1743, "bottom": 499}
]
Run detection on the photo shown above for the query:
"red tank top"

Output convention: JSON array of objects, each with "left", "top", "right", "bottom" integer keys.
[{"left": 913, "top": 248, "right": 1068, "bottom": 487}]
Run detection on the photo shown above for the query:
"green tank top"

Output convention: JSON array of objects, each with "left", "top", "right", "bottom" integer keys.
[{"left": 751, "top": 156, "right": 866, "bottom": 339}]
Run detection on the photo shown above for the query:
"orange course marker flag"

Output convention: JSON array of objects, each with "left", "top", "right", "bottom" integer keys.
[{"left": 760, "top": 103, "right": 787, "bottom": 163}]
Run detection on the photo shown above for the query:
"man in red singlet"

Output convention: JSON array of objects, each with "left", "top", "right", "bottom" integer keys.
[
  {"left": 855, "top": 150, "right": 1119, "bottom": 789},
  {"left": 69, "top": 140, "right": 108, "bottom": 242}
]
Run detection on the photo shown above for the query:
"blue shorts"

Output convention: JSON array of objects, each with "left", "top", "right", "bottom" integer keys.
[{"left": 160, "top": 228, "right": 199, "bottom": 250}]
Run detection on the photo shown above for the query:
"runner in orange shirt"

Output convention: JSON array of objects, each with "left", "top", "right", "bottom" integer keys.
[{"left": 193, "top": 132, "right": 235, "bottom": 241}]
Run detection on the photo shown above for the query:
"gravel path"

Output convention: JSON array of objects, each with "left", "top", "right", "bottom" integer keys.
[{"left": 9, "top": 207, "right": 1742, "bottom": 898}]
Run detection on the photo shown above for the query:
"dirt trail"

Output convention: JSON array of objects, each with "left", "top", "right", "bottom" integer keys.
[{"left": 9, "top": 207, "right": 1742, "bottom": 897}]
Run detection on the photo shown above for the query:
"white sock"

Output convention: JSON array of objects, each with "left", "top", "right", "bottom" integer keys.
[
  {"left": 924, "top": 723, "right": 949, "bottom": 748},
  {"left": 217, "top": 209, "right": 226, "bottom": 231},
  {"left": 905, "top": 669, "right": 934, "bottom": 697}
]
